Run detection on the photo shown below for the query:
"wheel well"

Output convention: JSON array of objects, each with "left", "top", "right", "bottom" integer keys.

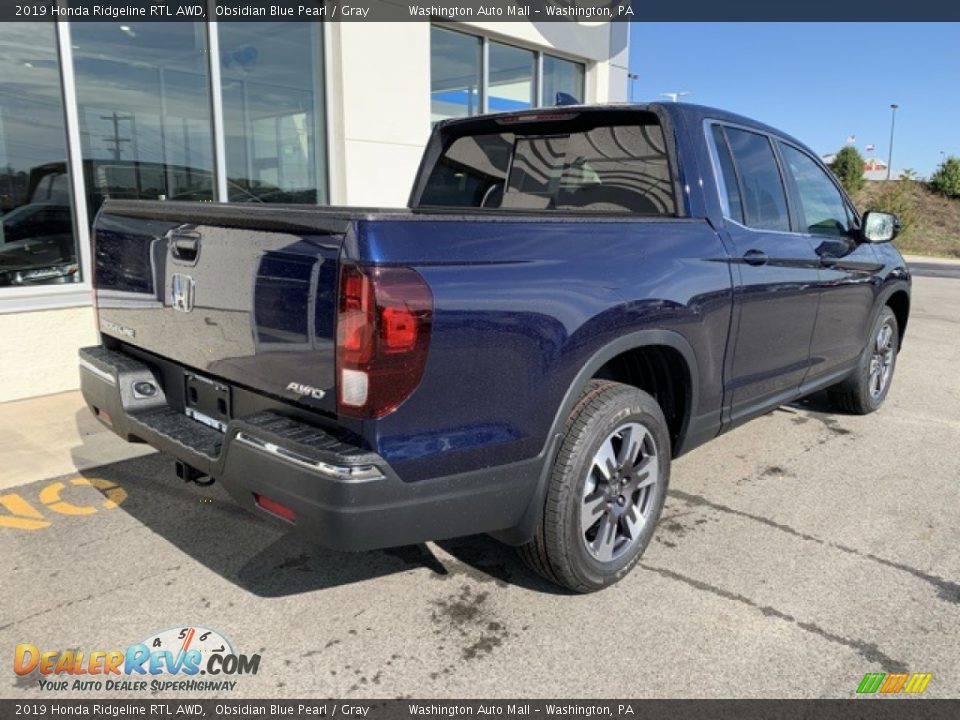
[
  {"left": 592, "top": 345, "right": 690, "bottom": 452},
  {"left": 886, "top": 290, "right": 910, "bottom": 345}
]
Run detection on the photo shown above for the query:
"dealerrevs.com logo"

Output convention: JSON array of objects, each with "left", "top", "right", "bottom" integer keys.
[{"left": 14, "top": 626, "right": 260, "bottom": 693}]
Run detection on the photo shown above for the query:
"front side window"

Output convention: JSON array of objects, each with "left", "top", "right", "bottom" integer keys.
[
  {"left": 779, "top": 143, "right": 851, "bottom": 236},
  {"left": 723, "top": 127, "right": 790, "bottom": 232},
  {"left": 419, "top": 119, "right": 674, "bottom": 215},
  {"left": 0, "top": 23, "right": 80, "bottom": 289},
  {"left": 430, "top": 27, "right": 482, "bottom": 122}
]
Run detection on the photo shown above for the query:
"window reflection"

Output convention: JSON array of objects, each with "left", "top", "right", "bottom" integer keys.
[
  {"left": 0, "top": 23, "right": 79, "bottom": 287},
  {"left": 71, "top": 22, "right": 214, "bottom": 218},
  {"left": 542, "top": 55, "right": 585, "bottom": 106},
  {"left": 488, "top": 42, "right": 534, "bottom": 112},
  {"left": 430, "top": 27, "right": 481, "bottom": 122},
  {"left": 220, "top": 22, "right": 327, "bottom": 204}
]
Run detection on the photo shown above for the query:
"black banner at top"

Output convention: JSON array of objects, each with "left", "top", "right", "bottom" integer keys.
[
  {"left": 1, "top": 700, "right": 960, "bottom": 720},
  {"left": 5, "top": 0, "right": 635, "bottom": 23},
  {"left": 3, "top": 0, "right": 960, "bottom": 22}
]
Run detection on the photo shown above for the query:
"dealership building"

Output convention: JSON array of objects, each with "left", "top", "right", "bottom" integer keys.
[{"left": 0, "top": 20, "right": 628, "bottom": 402}]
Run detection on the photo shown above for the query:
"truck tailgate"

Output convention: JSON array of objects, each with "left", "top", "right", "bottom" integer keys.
[{"left": 93, "top": 201, "right": 350, "bottom": 414}]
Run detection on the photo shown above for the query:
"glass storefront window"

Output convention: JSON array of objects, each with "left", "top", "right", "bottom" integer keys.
[
  {"left": 0, "top": 23, "right": 80, "bottom": 289},
  {"left": 219, "top": 22, "right": 327, "bottom": 204},
  {"left": 430, "top": 26, "right": 587, "bottom": 119},
  {"left": 430, "top": 27, "right": 482, "bottom": 122},
  {"left": 70, "top": 23, "right": 214, "bottom": 218},
  {"left": 542, "top": 54, "right": 585, "bottom": 107},
  {"left": 488, "top": 42, "right": 535, "bottom": 112}
]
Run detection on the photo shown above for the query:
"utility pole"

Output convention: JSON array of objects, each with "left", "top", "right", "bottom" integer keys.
[
  {"left": 100, "top": 112, "right": 131, "bottom": 162},
  {"left": 660, "top": 91, "right": 690, "bottom": 103},
  {"left": 886, "top": 104, "right": 898, "bottom": 181}
]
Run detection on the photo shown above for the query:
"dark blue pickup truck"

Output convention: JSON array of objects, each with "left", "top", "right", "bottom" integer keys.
[{"left": 80, "top": 103, "right": 910, "bottom": 592}]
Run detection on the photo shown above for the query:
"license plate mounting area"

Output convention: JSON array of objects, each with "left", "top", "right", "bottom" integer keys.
[{"left": 184, "top": 373, "right": 231, "bottom": 433}]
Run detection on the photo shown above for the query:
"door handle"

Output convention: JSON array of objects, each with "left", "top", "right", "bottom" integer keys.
[
  {"left": 169, "top": 229, "right": 200, "bottom": 264},
  {"left": 742, "top": 249, "right": 768, "bottom": 266},
  {"left": 819, "top": 255, "right": 839, "bottom": 268}
]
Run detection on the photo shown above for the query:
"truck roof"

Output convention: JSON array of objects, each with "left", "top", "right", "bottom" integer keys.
[{"left": 437, "top": 102, "right": 816, "bottom": 160}]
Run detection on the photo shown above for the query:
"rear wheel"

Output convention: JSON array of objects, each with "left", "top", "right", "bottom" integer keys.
[
  {"left": 828, "top": 306, "right": 899, "bottom": 414},
  {"left": 518, "top": 380, "right": 670, "bottom": 593}
]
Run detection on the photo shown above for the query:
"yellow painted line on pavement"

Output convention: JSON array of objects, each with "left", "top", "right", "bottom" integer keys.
[
  {"left": 0, "top": 475, "right": 127, "bottom": 530},
  {"left": 0, "top": 493, "right": 50, "bottom": 531}
]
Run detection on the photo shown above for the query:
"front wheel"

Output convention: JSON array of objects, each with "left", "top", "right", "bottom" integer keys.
[
  {"left": 518, "top": 380, "right": 671, "bottom": 593},
  {"left": 828, "top": 306, "right": 899, "bottom": 414}
]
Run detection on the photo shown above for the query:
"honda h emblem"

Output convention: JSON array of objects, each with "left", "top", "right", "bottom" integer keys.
[{"left": 171, "top": 273, "right": 195, "bottom": 313}]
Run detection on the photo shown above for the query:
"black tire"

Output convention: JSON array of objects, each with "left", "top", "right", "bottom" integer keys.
[
  {"left": 828, "top": 306, "right": 899, "bottom": 415},
  {"left": 518, "top": 380, "right": 671, "bottom": 593}
]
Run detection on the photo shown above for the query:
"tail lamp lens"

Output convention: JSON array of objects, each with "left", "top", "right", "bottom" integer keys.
[{"left": 336, "top": 264, "right": 432, "bottom": 418}]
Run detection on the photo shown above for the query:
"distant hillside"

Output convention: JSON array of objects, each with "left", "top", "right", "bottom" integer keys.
[{"left": 854, "top": 180, "right": 960, "bottom": 259}]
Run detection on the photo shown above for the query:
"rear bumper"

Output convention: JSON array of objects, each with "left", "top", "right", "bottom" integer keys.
[{"left": 79, "top": 345, "right": 543, "bottom": 550}]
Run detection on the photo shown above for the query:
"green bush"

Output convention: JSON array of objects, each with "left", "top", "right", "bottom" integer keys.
[
  {"left": 929, "top": 156, "right": 960, "bottom": 198},
  {"left": 872, "top": 178, "right": 917, "bottom": 236},
  {"left": 830, "top": 146, "right": 866, "bottom": 195}
]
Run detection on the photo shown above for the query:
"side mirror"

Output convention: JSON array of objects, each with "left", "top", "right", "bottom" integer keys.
[{"left": 859, "top": 211, "right": 900, "bottom": 243}]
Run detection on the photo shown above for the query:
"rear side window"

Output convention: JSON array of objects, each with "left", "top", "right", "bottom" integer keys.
[
  {"left": 419, "top": 121, "right": 675, "bottom": 215},
  {"left": 723, "top": 127, "right": 790, "bottom": 232},
  {"left": 710, "top": 125, "right": 745, "bottom": 224}
]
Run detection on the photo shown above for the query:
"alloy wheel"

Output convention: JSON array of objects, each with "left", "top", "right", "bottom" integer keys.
[
  {"left": 580, "top": 422, "right": 659, "bottom": 562},
  {"left": 869, "top": 321, "right": 896, "bottom": 399}
]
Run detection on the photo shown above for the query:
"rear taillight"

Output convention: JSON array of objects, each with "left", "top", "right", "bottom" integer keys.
[{"left": 336, "top": 264, "right": 432, "bottom": 418}]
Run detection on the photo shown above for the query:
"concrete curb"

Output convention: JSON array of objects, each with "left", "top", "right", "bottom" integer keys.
[{"left": 903, "top": 254, "right": 960, "bottom": 267}]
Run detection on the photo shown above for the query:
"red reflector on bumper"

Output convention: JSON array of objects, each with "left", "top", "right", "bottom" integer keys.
[
  {"left": 254, "top": 493, "right": 296, "bottom": 523},
  {"left": 94, "top": 407, "right": 112, "bottom": 427}
]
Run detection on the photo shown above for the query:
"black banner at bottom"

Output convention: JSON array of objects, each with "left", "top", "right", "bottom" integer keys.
[{"left": 1, "top": 699, "right": 959, "bottom": 720}]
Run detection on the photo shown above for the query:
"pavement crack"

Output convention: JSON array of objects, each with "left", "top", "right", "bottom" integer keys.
[
  {"left": 669, "top": 489, "right": 959, "bottom": 605},
  {"left": 862, "top": 552, "right": 960, "bottom": 605},
  {"left": 640, "top": 563, "right": 908, "bottom": 673},
  {"left": 0, "top": 565, "right": 182, "bottom": 632},
  {"left": 669, "top": 489, "right": 827, "bottom": 544}
]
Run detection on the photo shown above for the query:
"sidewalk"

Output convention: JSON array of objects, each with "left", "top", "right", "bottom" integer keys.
[
  {"left": 0, "top": 390, "right": 153, "bottom": 492},
  {"left": 903, "top": 253, "right": 960, "bottom": 266}
]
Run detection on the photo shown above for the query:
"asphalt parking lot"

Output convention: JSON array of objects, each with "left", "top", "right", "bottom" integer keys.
[{"left": 3, "top": 274, "right": 958, "bottom": 699}]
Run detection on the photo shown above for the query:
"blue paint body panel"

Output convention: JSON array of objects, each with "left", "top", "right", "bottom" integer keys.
[{"left": 91, "top": 102, "right": 911, "bottom": 504}]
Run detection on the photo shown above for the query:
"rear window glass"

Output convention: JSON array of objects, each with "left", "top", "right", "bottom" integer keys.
[{"left": 419, "top": 121, "right": 675, "bottom": 215}]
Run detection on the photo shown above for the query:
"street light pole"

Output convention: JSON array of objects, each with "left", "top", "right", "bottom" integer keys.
[
  {"left": 886, "top": 104, "right": 898, "bottom": 181},
  {"left": 627, "top": 73, "right": 639, "bottom": 102}
]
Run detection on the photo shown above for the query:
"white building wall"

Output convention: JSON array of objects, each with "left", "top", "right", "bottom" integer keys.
[
  {"left": 0, "top": 306, "right": 98, "bottom": 403},
  {"left": 329, "top": 23, "right": 433, "bottom": 207}
]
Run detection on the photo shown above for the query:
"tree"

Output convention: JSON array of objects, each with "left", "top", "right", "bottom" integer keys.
[
  {"left": 929, "top": 156, "right": 960, "bottom": 198},
  {"left": 830, "top": 146, "right": 866, "bottom": 195}
]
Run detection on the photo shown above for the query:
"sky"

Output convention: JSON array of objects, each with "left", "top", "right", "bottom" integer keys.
[{"left": 628, "top": 23, "right": 959, "bottom": 177}]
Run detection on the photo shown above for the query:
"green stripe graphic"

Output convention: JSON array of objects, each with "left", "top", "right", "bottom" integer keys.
[{"left": 857, "top": 673, "right": 886, "bottom": 694}]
